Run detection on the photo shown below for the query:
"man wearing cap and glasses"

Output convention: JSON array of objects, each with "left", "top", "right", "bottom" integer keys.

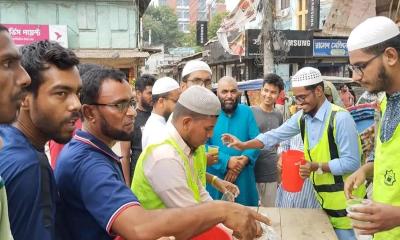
[
  {"left": 141, "top": 77, "right": 181, "bottom": 148},
  {"left": 344, "top": 16, "right": 400, "bottom": 239},
  {"left": 222, "top": 67, "right": 365, "bottom": 240}
]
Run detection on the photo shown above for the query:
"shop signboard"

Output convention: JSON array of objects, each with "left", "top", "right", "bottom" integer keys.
[
  {"left": 3, "top": 24, "right": 68, "bottom": 48},
  {"left": 313, "top": 39, "right": 348, "bottom": 57}
]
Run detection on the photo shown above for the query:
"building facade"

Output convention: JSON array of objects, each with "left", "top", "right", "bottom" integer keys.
[{"left": 0, "top": 0, "right": 151, "bottom": 82}]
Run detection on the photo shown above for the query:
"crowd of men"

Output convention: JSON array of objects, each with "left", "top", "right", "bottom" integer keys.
[{"left": 0, "top": 15, "right": 400, "bottom": 240}]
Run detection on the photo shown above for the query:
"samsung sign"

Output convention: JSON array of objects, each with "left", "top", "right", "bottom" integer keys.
[{"left": 313, "top": 39, "right": 348, "bottom": 57}]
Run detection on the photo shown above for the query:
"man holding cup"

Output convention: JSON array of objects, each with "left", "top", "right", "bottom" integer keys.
[
  {"left": 222, "top": 67, "right": 365, "bottom": 240},
  {"left": 344, "top": 16, "right": 400, "bottom": 239}
]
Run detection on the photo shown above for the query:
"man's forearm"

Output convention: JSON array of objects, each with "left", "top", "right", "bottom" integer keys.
[
  {"left": 243, "top": 139, "right": 264, "bottom": 150},
  {"left": 114, "top": 202, "right": 227, "bottom": 240},
  {"left": 362, "top": 161, "right": 374, "bottom": 178}
]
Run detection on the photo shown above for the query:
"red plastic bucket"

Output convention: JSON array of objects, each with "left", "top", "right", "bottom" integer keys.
[
  {"left": 281, "top": 150, "right": 305, "bottom": 192},
  {"left": 191, "top": 225, "right": 232, "bottom": 240}
]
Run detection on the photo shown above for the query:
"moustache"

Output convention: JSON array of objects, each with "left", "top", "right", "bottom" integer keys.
[{"left": 62, "top": 111, "right": 81, "bottom": 125}]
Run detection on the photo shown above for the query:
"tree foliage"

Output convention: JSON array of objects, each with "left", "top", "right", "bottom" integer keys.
[
  {"left": 180, "top": 24, "right": 202, "bottom": 52},
  {"left": 207, "top": 11, "right": 229, "bottom": 40},
  {"left": 143, "top": 6, "right": 183, "bottom": 49}
]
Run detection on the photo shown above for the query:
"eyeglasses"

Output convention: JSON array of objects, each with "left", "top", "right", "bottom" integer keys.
[
  {"left": 91, "top": 99, "right": 136, "bottom": 113},
  {"left": 348, "top": 53, "right": 382, "bottom": 77},
  {"left": 164, "top": 97, "right": 178, "bottom": 103},
  {"left": 187, "top": 78, "right": 212, "bottom": 88},
  {"left": 294, "top": 91, "right": 313, "bottom": 103}
]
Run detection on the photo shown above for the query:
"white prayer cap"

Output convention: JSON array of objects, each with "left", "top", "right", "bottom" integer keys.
[
  {"left": 291, "top": 67, "right": 323, "bottom": 88},
  {"left": 177, "top": 85, "right": 220, "bottom": 116},
  {"left": 181, "top": 60, "right": 212, "bottom": 79},
  {"left": 152, "top": 77, "right": 180, "bottom": 95},
  {"left": 347, "top": 16, "right": 400, "bottom": 52}
]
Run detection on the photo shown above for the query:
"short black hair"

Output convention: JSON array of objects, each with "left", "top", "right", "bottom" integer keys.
[
  {"left": 77, "top": 63, "right": 103, "bottom": 77},
  {"left": 362, "top": 34, "right": 400, "bottom": 55},
  {"left": 305, "top": 81, "right": 324, "bottom": 91},
  {"left": 152, "top": 92, "right": 170, "bottom": 104},
  {"left": 263, "top": 73, "right": 284, "bottom": 92},
  {"left": 80, "top": 68, "right": 127, "bottom": 105},
  {"left": 0, "top": 24, "right": 8, "bottom": 32},
  {"left": 20, "top": 40, "right": 79, "bottom": 96},
  {"left": 135, "top": 74, "right": 156, "bottom": 92}
]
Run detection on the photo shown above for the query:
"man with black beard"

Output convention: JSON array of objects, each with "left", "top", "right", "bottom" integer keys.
[
  {"left": 54, "top": 68, "right": 270, "bottom": 240},
  {"left": 0, "top": 24, "right": 31, "bottom": 240},
  {"left": 141, "top": 77, "right": 180, "bottom": 148},
  {"left": 121, "top": 74, "right": 156, "bottom": 185},
  {"left": 0, "top": 40, "right": 81, "bottom": 240},
  {"left": 206, "top": 76, "right": 260, "bottom": 206},
  {"left": 344, "top": 16, "right": 400, "bottom": 239}
]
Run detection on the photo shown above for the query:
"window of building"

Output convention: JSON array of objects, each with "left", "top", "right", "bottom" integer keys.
[
  {"left": 177, "top": 9, "right": 189, "bottom": 19},
  {"left": 296, "top": 0, "right": 308, "bottom": 30},
  {"left": 159, "top": 0, "right": 167, "bottom": 5},
  {"left": 177, "top": 0, "right": 189, "bottom": 7},
  {"left": 281, "top": 0, "right": 290, "bottom": 9},
  {"left": 179, "top": 22, "right": 189, "bottom": 32}
]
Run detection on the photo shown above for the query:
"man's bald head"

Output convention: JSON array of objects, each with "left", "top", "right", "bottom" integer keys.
[
  {"left": 217, "top": 76, "right": 237, "bottom": 90},
  {"left": 217, "top": 76, "right": 239, "bottom": 114}
]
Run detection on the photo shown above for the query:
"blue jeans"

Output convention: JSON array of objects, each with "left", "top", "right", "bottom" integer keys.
[{"left": 335, "top": 229, "right": 357, "bottom": 240}]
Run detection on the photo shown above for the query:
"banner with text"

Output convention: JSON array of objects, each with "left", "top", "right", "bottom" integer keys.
[{"left": 3, "top": 24, "right": 68, "bottom": 48}]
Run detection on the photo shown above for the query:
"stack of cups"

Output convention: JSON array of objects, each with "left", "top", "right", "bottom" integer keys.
[{"left": 346, "top": 198, "right": 373, "bottom": 240}]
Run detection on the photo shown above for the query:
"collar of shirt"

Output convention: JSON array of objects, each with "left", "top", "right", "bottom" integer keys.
[
  {"left": 74, "top": 130, "right": 122, "bottom": 162},
  {"left": 150, "top": 112, "right": 167, "bottom": 125},
  {"left": 303, "top": 99, "right": 331, "bottom": 123},
  {"left": 386, "top": 91, "right": 400, "bottom": 101},
  {"left": 166, "top": 122, "right": 192, "bottom": 157}
]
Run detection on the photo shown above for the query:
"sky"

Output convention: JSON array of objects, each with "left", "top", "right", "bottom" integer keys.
[{"left": 225, "top": 0, "right": 240, "bottom": 12}]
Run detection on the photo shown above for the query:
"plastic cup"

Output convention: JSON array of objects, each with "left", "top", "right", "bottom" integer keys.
[
  {"left": 281, "top": 150, "right": 305, "bottom": 192},
  {"left": 221, "top": 191, "right": 235, "bottom": 202},
  {"left": 346, "top": 198, "right": 372, "bottom": 239},
  {"left": 207, "top": 145, "right": 219, "bottom": 155}
]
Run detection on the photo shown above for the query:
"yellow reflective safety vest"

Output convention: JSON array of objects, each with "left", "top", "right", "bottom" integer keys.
[
  {"left": 299, "top": 104, "right": 366, "bottom": 229},
  {"left": 373, "top": 97, "right": 400, "bottom": 239},
  {"left": 131, "top": 138, "right": 201, "bottom": 209},
  {"left": 195, "top": 145, "right": 207, "bottom": 186}
]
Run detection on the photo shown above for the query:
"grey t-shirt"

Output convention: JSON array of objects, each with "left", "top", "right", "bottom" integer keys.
[{"left": 251, "top": 106, "right": 283, "bottom": 183}]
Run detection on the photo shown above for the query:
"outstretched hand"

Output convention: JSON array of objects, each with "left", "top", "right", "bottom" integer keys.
[{"left": 221, "top": 134, "right": 245, "bottom": 151}]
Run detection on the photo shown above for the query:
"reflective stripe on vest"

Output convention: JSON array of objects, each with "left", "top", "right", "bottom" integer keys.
[
  {"left": 373, "top": 97, "right": 400, "bottom": 239},
  {"left": 131, "top": 138, "right": 201, "bottom": 210},
  {"left": 299, "top": 104, "right": 365, "bottom": 229}
]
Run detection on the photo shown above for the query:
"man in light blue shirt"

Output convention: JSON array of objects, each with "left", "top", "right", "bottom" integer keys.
[{"left": 223, "top": 67, "right": 363, "bottom": 240}]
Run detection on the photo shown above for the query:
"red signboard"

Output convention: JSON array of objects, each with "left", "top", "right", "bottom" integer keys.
[{"left": 3, "top": 24, "right": 50, "bottom": 46}]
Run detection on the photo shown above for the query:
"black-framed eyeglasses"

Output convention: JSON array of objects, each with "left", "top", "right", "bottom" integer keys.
[
  {"left": 187, "top": 78, "right": 212, "bottom": 88},
  {"left": 294, "top": 91, "right": 313, "bottom": 103},
  {"left": 348, "top": 53, "right": 382, "bottom": 77},
  {"left": 91, "top": 99, "right": 136, "bottom": 112}
]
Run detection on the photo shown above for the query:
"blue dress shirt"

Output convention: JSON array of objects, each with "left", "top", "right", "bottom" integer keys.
[{"left": 256, "top": 100, "right": 361, "bottom": 176}]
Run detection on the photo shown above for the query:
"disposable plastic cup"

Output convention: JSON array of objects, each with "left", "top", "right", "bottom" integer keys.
[
  {"left": 346, "top": 198, "right": 369, "bottom": 226},
  {"left": 221, "top": 191, "right": 235, "bottom": 202},
  {"left": 207, "top": 145, "right": 219, "bottom": 155},
  {"left": 281, "top": 150, "right": 305, "bottom": 192}
]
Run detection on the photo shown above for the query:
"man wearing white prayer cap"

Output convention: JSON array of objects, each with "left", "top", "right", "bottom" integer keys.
[
  {"left": 180, "top": 60, "right": 212, "bottom": 90},
  {"left": 344, "top": 16, "right": 400, "bottom": 240},
  {"left": 132, "top": 86, "right": 230, "bottom": 208},
  {"left": 141, "top": 77, "right": 181, "bottom": 148},
  {"left": 222, "top": 67, "right": 363, "bottom": 240}
]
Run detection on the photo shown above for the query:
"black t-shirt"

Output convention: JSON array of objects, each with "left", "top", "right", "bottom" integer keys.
[{"left": 130, "top": 108, "right": 151, "bottom": 175}]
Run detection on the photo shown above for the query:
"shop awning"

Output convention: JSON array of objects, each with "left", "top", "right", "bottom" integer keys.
[{"left": 73, "top": 49, "right": 149, "bottom": 68}]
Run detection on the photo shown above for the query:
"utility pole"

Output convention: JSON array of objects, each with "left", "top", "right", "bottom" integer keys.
[{"left": 262, "top": 0, "right": 274, "bottom": 76}]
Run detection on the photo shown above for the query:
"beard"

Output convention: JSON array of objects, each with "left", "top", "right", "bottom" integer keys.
[
  {"left": 369, "top": 67, "right": 391, "bottom": 94},
  {"left": 34, "top": 110, "right": 80, "bottom": 144},
  {"left": 99, "top": 113, "right": 134, "bottom": 141},
  {"left": 220, "top": 97, "right": 239, "bottom": 114},
  {"left": 141, "top": 96, "right": 153, "bottom": 112}
]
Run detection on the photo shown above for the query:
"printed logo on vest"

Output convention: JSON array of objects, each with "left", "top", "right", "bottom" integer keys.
[{"left": 384, "top": 170, "right": 396, "bottom": 186}]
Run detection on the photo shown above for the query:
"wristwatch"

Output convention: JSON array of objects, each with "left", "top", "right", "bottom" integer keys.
[{"left": 315, "top": 163, "right": 323, "bottom": 174}]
